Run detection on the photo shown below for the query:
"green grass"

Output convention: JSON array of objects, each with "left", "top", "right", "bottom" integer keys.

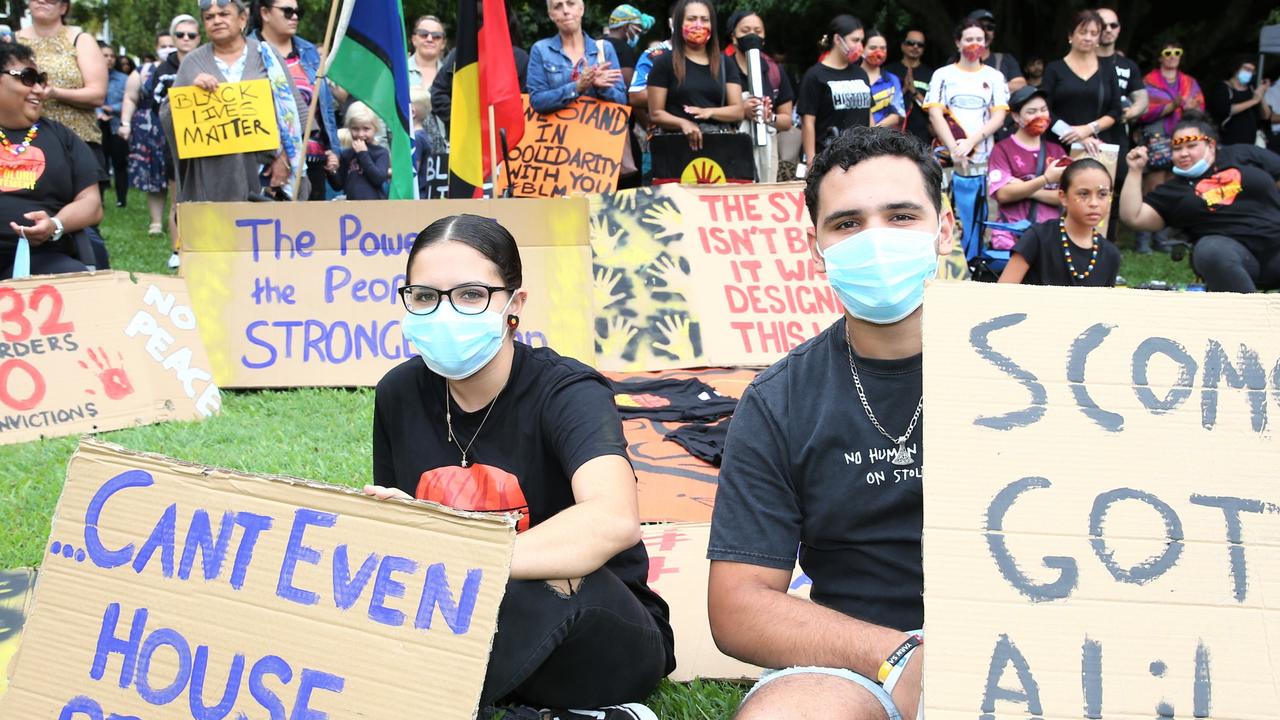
[{"left": 1, "top": 190, "right": 1194, "bottom": 716}]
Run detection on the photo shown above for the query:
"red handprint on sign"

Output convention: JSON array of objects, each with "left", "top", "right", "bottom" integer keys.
[{"left": 80, "top": 348, "right": 134, "bottom": 400}]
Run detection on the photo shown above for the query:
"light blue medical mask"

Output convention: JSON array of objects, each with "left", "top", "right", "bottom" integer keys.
[
  {"left": 1172, "top": 156, "right": 1210, "bottom": 178},
  {"left": 819, "top": 226, "right": 940, "bottom": 324},
  {"left": 1236, "top": 69, "right": 1253, "bottom": 86},
  {"left": 401, "top": 295, "right": 515, "bottom": 380}
]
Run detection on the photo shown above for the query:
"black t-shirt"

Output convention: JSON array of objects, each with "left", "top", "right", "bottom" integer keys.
[
  {"left": 611, "top": 377, "right": 738, "bottom": 421},
  {"left": 373, "top": 343, "right": 675, "bottom": 671},
  {"left": 708, "top": 319, "right": 924, "bottom": 631},
  {"left": 884, "top": 61, "right": 934, "bottom": 144},
  {"left": 985, "top": 50, "right": 1022, "bottom": 83},
  {"left": 647, "top": 51, "right": 742, "bottom": 123},
  {"left": 1144, "top": 145, "right": 1280, "bottom": 257},
  {"left": 1099, "top": 55, "right": 1144, "bottom": 147},
  {"left": 1011, "top": 220, "right": 1122, "bottom": 287},
  {"left": 605, "top": 37, "right": 638, "bottom": 70},
  {"left": 1209, "top": 82, "right": 1260, "bottom": 146},
  {"left": 796, "top": 63, "right": 872, "bottom": 150},
  {"left": 0, "top": 118, "right": 99, "bottom": 251},
  {"left": 1040, "top": 59, "right": 1122, "bottom": 141}
]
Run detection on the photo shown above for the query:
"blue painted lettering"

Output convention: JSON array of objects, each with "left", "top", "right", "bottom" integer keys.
[
  {"left": 85, "top": 470, "right": 154, "bottom": 569},
  {"left": 368, "top": 555, "right": 419, "bottom": 627},
  {"left": 331, "top": 544, "right": 379, "bottom": 611},
  {"left": 414, "top": 563, "right": 483, "bottom": 634},
  {"left": 277, "top": 508, "right": 338, "bottom": 606}
]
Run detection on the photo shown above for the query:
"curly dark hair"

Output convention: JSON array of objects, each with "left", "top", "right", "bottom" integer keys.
[{"left": 804, "top": 126, "right": 943, "bottom": 226}]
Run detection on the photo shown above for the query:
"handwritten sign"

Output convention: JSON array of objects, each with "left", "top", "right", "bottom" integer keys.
[
  {"left": 0, "top": 439, "right": 515, "bottom": 719},
  {"left": 170, "top": 79, "right": 281, "bottom": 159},
  {"left": 495, "top": 95, "right": 631, "bottom": 197},
  {"left": 178, "top": 199, "right": 594, "bottom": 387},
  {"left": 922, "top": 282, "right": 1280, "bottom": 718},
  {"left": 0, "top": 272, "right": 219, "bottom": 444}
]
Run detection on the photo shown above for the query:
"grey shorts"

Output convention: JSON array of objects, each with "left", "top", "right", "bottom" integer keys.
[{"left": 743, "top": 666, "right": 901, "bottom": 720}]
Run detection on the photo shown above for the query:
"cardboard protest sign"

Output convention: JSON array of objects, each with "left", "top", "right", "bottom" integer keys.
[
  {"left": 644, "top": 522, "right": 809, "bottom": 681},
  {"left": 0, "top": 271, "right": 219, "bottom": 444},
  {"left": 420, "top": 152, "right": 450, "bottom": 199},
  {"left": 0, "top": 568, "right": 34, "bottom": 699},
  {"left": 179, "top": 198, "right": 594, "bottom": 387},
  {"left": 495, "top": 96, "right": 631, "bottom": 197},
  {"left": 650, "top": 133, "right": 755, "bottom": 184},
  {"left": 169, "top": 79, "right": 281, "bottom": 159},
  {"left": 0, "top": 439, "right": 515, "bottom": 719},
  {"left": 921, "top": 282, "right": 1280, "bottom": 718}
]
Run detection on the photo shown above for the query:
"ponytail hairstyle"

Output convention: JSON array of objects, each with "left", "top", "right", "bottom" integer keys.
[
  {"left": 669, "top": 0, "right": 720, "bottom": 87},
  {"left": 818, "top": 13, "right": 863, "bottom": 52}
]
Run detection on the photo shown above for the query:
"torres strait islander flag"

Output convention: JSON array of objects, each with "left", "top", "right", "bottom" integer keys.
[
  {"left": 325, "top": 0, "right": 416, "bottom": 199},
  {"left": 448, "top": 0, "right": 524, "bottom": 198}
]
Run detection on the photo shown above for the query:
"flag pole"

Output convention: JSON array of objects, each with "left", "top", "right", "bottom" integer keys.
[
  {"left": 487, "top": 103, "right": 499, "bottom": 199},
  {"left": 290, "top": 0, "right": 343, "bottom": 199}
]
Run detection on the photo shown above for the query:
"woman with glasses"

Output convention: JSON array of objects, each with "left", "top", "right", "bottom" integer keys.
[
  {"left": 408, "top": 15, "right": 447, "bottom": 92},
  {"left": 161, "top": 0, "right": 309, "bottom": 205},
  {"left": 367, "top": 214, "right": 674, "bottom": 719},
  {"left": 0, "top": 43, "right": 103, "bottom": 278},
  {"left": 528, "top": 0, "right": 625, "bottom": 114},
  {"left": 1136, "top": 41, "right": 1203, "bottom": 253},
  {"left": 16, "top": 0, "right": 107, "bottom": 177},
  {"left": 251, "top": 0, "right": 338, "bottom": 201}
]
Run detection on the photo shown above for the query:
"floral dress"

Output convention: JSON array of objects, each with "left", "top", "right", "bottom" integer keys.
[{"left": 127, "top": 61, "right": 172, "bottom": 192}]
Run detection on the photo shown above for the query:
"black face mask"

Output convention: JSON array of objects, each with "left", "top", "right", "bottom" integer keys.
[{"left": 736, "top": 32, "right": 764, "bottom": 53}]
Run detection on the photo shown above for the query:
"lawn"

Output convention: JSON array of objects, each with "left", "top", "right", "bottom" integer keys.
[{"left": 0, "top": 189, "right": 1194, "bottom": 716}]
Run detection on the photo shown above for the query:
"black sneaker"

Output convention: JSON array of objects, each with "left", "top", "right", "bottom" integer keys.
[{"left": 557, "top": 705, "right": 660, "bottom": 720}]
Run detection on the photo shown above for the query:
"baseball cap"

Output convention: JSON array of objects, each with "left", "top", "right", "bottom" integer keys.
[
  {"left": 966, "top": 9, "right": 995, "bottom": 22},
  {"left": 1008, "top": 85, "right": 1047, "bottom": 113},
  {"left": 608, "top": 4, "right": 655, "bottom": 31}
]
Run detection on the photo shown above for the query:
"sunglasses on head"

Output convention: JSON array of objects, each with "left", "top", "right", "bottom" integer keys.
[
  {"left": 1161, "top": 47, "right": 1183, "bottom": 58},
  {"left": 173, "top": 31, "right": 199, "bottom": 39},
  {"left": 1171, "top": 134, "right": 1209, "bottom": 147},
  {"left": 275, "top": 6, "right": 302, "bottom": 19},
  {"left": 197, "top": 0, "right": 233, "bottom": 11},
  {"left": 903, "top": 39, "right": 924, "bottom": 48},
  {"left": 5, "top": 68, "right": 49, "bottom": 87},
  {"left": 415, "top": 29, "right": 445, "bottom": 39}
]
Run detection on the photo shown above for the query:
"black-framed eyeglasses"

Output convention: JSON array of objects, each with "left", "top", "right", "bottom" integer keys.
[
  {"left": 399, "top": 284, "right": 510, "bottom": 316},
  {"left": 173, "top": 31, "right": 199, "bottom": 40},
  {"left": 4, "top": 68, "right": 48, "bottom": 87},
  {"left": 275, "top": 6, "right": 303, "bottom": 19},
  {"left": 902, "top": 39, "right": 924, "bottom": 48},
  {"left": 415, "top": 30, "right": 445, "bottom": 40}
]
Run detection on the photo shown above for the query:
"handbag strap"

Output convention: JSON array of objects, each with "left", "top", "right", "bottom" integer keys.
[{"left": 1025, "top": 142, "right": 1048, "bottom": 227}]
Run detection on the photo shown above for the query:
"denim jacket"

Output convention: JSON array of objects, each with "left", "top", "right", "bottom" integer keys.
[
  {"left": 527, "top": 33, "right": 626, "bottom": 113},
  {"left": 258, "top": 32, "right": 338, "bottom": 149}
]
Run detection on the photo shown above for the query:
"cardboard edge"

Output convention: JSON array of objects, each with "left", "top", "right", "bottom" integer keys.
[{"left": 0, "top": 568, "right": 36, "bottom": 701}]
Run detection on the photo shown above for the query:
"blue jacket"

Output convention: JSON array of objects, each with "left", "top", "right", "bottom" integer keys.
[
  {"left": 102, "top": 70, "right": 127, "bottom": 134},
  {"left": 527, "top": 33, "right": 626, "bottom": 113},
  {"left": 259, "top": 32, "right": 339, "bottom": 150}
]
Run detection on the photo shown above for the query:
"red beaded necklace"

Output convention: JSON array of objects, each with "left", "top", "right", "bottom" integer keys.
[{"left": 0, "top": 123, "right": 39, "bottom": 155}]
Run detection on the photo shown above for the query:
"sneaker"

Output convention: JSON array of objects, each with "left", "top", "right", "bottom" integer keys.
[
  {"left": 561, "top": 704, "right": 660, "bottom": 720},
  {"left": 167, "top": 251, "right": 181, "bottom": 269}
]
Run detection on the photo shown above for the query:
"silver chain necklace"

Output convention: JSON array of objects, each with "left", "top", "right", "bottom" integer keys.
[
  {"left": 445, "top": 379, "right": 505, "bottom": 468},
  {"left": 845, "top": 333, "right": 922, "bottom": 467}
]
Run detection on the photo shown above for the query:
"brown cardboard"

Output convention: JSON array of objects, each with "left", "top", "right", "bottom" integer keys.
[
  {"left": 0, "top": 568, "right": 35, "bottom": 699},
  {"left": 921, "top": 282, "right": 1280, "bottom": 719},
  {"left": 644, "top": 522, "right": 809, "bottom": 682},
  {"left": 0, "top": 439, "right": 515, "bottom": 719},
  {"left": 179, "top": 199, "right": 594, "bottom": 387},
  {"left": 0, "top": 271, "right": 219, "bottom": 444}
]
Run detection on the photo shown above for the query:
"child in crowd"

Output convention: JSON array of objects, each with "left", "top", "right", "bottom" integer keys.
[
  {"left": 325, "top": 102, "right": 389, "bottom": 200},
  {"left": 999, "top": 157, "right": 1121, "bottom": 287},
  {"left": 410, "top": 87, "right": 448, "bottom": 199}
]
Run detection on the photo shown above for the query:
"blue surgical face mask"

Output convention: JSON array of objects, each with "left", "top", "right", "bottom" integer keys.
[
  {"left": 1172, "top": 156, "right": 1210, "bottom": 178},
  {"left": 819, "top": 226, "right": 940, "bottom": 325},
  {"left": 1236, "top": 69, "right": 1253, "bottom": 86},
  {"left": 626, "top": 28, "right": 641, "bottom": 47},
  {"left": 401, "top": 294, "right": 515, "bottom": 380}
]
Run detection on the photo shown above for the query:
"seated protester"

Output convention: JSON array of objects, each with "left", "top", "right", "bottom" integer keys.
[
  {"left": 646, "top": 0, "right": 743, "bottom": 151},
  {"left": 796, "top": 14, "right": 871, "bottom": 176},
  {"left": 707, "top": 127, "right": 955, "bottom": 720},
  {"left": 999, "top": 158, "right": 1121, "bottom": 286},
  {"left": 859, "top": 30, "right": 903, "bottom": 129},
  {"left": 324, "top": 102, "right": 389, "bottom": 200},
  {"left": 1121, "top": 113, "right": 1280, "bottom": 293},
  {"left": 367, "top": 214, "right": 675, "bottom": 719},
  {"left": 1207, "top": 56, "right": 1271, "bottom": 147},
  {"left": 987, "top": 86, "right": 1067, "bottom": 250},
  {"left": 527, "top": 0, "right": 626, "bottom": 114},
  {"left": 0, "top": 43, "right": 103, "bottom": 279}
]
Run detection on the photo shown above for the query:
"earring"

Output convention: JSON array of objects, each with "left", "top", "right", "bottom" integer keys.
[{"left": 507, "top": 315, "right": 519, "bottom": 328}]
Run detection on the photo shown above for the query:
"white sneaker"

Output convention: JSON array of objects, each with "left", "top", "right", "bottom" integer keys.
[{"left": 167, "top": 251, "right": 180, "bottom": 269}]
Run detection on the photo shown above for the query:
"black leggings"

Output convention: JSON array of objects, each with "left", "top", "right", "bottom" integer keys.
[
  {"left": 0, "top": 246, "right": 87, "bottom": 279},
  {"left": 1191, "top": 235, "right": 1280, "bottom": 292},
  {"left": 479, "top": 567, "right": 669, "bottom": 713}
]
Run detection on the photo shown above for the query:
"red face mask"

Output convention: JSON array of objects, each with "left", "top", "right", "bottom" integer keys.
[
  {"left": 683, "top": 23, "right": 710, "bottom": 46},
  {"left": 864, "top": 49, "right": 887, "bottom": 66},
  {"left": 961, "top": 43, "right": 984, "bottom": 62},
  {"left": 840, "top": 37, "right": 862, "bottom": 64},
  {"left": 1023, "top": 115, "right": 1050, "bottom": 136}
]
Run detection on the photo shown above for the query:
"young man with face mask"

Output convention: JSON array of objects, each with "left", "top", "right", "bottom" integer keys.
[
  {"left": 707, "top": 126, "right": 954, "bottom": 720},
  {"left": 1121, "top": 113, "right": 1280, "bottom": 293}
]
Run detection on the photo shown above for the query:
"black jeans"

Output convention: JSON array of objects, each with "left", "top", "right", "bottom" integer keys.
[
  {"left": 0, "top": 246, "right": 87, "bottom": 279},
  {"left": 1191, "top": 234, "right": 1280, "bottom": 292},
  {"left": 480, "top": 567, "right": 668, "bottom": 712}
]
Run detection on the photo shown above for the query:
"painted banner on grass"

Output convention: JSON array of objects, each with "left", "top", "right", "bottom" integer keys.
[
  {"left": 178, "top": 198, "right": 593, "bottom": 387},
  {"left": 495, "top": 95, "right": 631, "bottom": 198},
  {"left": 0, "top": 439, "right": 514, "bottom": 719},
  {"left": 0, "top": 272, "right": 219, "bottom": 444},
  {"left": 921, "top": 282, "right": 1280, "bottom": 718}
]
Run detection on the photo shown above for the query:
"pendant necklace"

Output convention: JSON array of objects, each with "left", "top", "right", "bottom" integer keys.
[
  {"left": 846, "top": 330, "right": 922, "bottom": 467},
  {"left": 0, "top": 123, "right": 39, "bottom": 155},
  {"left": 444, "top": 377, "right": 506, "bottom": 468}
]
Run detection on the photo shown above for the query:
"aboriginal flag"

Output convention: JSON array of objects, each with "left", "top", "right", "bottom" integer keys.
[
  {"left": 326, "top": 0, "right": 416, "bottom": 199},
  {"left": 448, "top": 0, "right": 524, "bottom": 198}
]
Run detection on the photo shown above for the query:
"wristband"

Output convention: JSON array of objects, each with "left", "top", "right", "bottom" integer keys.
[
  {"left": 877, "top": 633, "right": 923, "bottom": 684},
  {"left": 1090, "top": 121, "right": 1101, "bottom": 135}
]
